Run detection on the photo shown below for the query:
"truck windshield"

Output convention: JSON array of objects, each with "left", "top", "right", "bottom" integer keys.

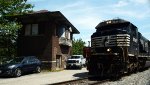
[{"left": 71, "top": 56, "right": 81, "bottom": 59}]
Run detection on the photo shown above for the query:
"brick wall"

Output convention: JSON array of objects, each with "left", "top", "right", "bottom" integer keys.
[{"left": 18, "top": 21, "right": 72, "bottom": 71}]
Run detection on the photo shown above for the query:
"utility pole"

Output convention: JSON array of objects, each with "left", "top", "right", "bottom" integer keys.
[{"left": 88, "top": 41, "right": 91, "bottom": 47}]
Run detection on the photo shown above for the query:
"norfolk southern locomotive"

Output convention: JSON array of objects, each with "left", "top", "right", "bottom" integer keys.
[{"left": 87, "top": 19, "right": 150, "bottom": 77}]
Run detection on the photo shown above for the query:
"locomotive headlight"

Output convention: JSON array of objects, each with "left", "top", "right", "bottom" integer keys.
[
  {"left": 106, "top": 21, "right": 112, "bottom": 24},
  {"left": 107, "top": 48, "right": 111, "bottom": 52}
]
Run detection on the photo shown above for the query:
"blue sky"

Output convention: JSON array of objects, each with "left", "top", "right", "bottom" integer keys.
[{"left": 27, "top": 0, "right": 150, "bottom": 46}]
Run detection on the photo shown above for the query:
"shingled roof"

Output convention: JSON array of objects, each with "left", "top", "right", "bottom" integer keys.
[{"left": 13, "top": 10, "right": 80, "bottom": 34}]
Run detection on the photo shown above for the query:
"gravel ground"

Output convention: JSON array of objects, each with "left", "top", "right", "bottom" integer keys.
[{"left": 101, "top": 68, "right": 150, "bottom": 85}]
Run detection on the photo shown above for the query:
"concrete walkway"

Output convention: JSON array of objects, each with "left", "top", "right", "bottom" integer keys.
[{"left": 0, "top": 68, "right": 88, "bottom": 85}]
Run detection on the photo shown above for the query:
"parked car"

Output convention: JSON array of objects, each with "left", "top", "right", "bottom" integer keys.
[
  {"left": 66, "top": 55, "right": 86, "bottom": 69},
  {"left": 0, "top": 56, "right": 41, "bottom": 77}
]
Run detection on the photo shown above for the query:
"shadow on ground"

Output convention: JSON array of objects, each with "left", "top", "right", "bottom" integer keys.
[
  {"left": 73, "top": 72, "right": 88, "bottom": 78},
  {"left": 0, "top": 72, "right": 39, "bottom": 79}
]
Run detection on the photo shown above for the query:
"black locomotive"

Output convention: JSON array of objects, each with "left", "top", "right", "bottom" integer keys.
[{"left": 88, "top": 19, "right": 150, "bottom": 77}]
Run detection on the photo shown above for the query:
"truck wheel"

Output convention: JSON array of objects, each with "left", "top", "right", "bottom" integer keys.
[
  {"left": 66, "top": 66, "right": 70, "bottom": 69},
  {"left": 79, "top": 65, "right": 82, "bottom": 69},
  {"left": 83, "top": 64, "right": 86, "bottom": 67}
]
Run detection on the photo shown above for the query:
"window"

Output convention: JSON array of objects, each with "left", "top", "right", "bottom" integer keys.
[
  {"left": 56, "top": 55, "right": 62, "bottom": 68},
  {"left": 25, "top": 24, "right": 31, "bottom": 35},
  {"left": 32, "top": 24, "right": 38, "bottom": 35},
  {"left": 65, "top": 30, "right": 71, "bottom": 39},
  {"left": 25, "top": 24, "right": 38, "bottom": 35},
  {"left": 68, "top": 32, "right": 70, "bottom": 39},
  {"left": 38, "top": 23, "right": 45, "bottom": 35},
  {"left": 62, "top": 27, "right": 65, "bottom": 37},
  {"left": 57, "top": 26, "right": 65, "bottom": 37},
  {"left": 57, "top": 26, "right": 71, "bottom": 39}
]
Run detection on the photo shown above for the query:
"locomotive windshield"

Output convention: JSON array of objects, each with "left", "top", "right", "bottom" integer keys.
[{"left": 97, "top": 23, "right": 130, "bottom": 35}]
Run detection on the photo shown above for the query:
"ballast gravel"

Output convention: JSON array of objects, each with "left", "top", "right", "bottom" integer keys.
[{"left": 101, "top": 68, "right": 150, "bottom": 85}]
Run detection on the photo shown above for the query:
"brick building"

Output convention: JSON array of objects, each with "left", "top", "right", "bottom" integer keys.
[{"left": 15, "top": 10, "right": 79, "bottom": 70}]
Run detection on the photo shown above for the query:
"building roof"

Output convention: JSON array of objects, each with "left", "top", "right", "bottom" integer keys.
[{"left": 13, "top": 10, "right": 80, "bottom": 34}]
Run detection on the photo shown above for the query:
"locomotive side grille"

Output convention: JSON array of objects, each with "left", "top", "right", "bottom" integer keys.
[{"left": 91, "top": 34, "right": 130, "bottom": 47}]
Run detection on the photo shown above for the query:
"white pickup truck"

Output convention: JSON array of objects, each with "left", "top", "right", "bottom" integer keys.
[{"left": 66, "top": 55, "right": 86, "bottom": 69}]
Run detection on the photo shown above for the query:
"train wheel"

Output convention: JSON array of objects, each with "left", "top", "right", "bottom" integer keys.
[
  {"left": 127, "top": 67, "right": 131, "bottom": 74},
  {"left": 134, "top": 62, "right": 139, "bottom": 73},
  {"left": 110, "top": 72, "right": 122, "bottom": 80}
]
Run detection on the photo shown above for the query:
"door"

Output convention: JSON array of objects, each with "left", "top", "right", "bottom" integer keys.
[
  {"left": 56, "top": 55, "right": 62, "bottom": 69},
  {"left": 22, "top": 59, "right": 31, "bottom": 72},
  {"left": 22, "top": 57, "right": 35, "bottom": 72}
]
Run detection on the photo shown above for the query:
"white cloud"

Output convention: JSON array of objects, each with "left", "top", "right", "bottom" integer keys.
[
  {"left": 142, "top": 32, "right": 150, "bottom": 40},
  {"left": 58, "top": 0, "right": 150, "bottom": 42},
  {"left": 110, "top": 9, "right": 150, "bottom": 19},
  {"left": 129, "top": 0, "right": 149, "bottom": 5},
  {"left": 28, "top": 0, "right": 150, "bottom": 41},
  {"left": 114, "top": 0, "right": 129, "bottom": 7},
  {"left": 99, "top": 1, "right": 150, "bottom": 20},
  {"left": 72, "top": 16, "right": 100, "bottom": 29},
  {"left": 59, "top": 2, "right": 103, "bottom": 30},
  {"left": 59, "top": 1, "right": 85, "bottom": 10},
  {"left": 139, "top": 24, "right": 150, "bottom": 30},
  {"left": 143, "top": 32, "right": 150, "bottom": 35}
]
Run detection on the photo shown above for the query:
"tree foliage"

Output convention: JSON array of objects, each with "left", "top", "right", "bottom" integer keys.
[
  {"left": 0, "top": 0, "right": 33, "bottom": 16},
  {"left": 0, "top": 0, "right": 33, "bottom": 63},
  {"left": 72, "top": 38, "right": 86, "bottom": 55}
]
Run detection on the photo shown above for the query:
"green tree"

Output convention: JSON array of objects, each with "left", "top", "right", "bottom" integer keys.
[
  {"left": 0, "top": 0, "right": 33, "bottom": 63},
  {"left": 72, "top": 38, "right": 86, "bottom": 55}
]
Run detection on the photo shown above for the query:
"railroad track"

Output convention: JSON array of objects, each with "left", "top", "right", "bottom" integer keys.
[
  {"left": 49, "top": 77, "right": 110, "bottom": 85},
  {"left": 49, "top": 67, "right": 150, "bottom": 85}
]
